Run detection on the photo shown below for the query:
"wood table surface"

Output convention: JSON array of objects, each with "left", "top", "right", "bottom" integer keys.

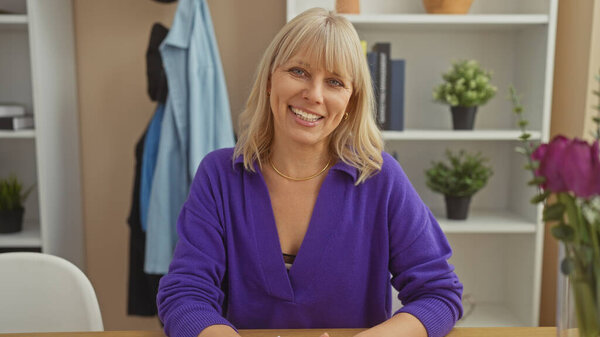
[{"left": 0, "top": 327, "right": 557, "bottom": 337}]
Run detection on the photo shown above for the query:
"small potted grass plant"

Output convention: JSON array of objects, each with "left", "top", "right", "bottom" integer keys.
[
  {"left": 425, "top": 149, "right": 493, "bottom": 219},
  {"left": 0, "top": 174, "right": 34, "bottom": 233},
  {"left": 433, "top": 60, "right": 497, "bottom": 130}
]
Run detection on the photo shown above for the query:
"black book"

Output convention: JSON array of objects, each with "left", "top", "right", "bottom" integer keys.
[{"left": 0, "top": 116, "right": 34, "bottom": 130}]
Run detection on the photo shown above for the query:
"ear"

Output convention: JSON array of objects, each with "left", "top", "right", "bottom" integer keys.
[{"left": 346, "top": 92, "right": 358, "bottom": 114}]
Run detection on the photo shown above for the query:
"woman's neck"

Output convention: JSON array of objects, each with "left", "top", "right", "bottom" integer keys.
[{"left": 269, "top": 139, "right": 331, "bottom": 179}]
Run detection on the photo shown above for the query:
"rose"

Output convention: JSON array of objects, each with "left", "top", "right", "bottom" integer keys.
[
  {"left": 531, "top": 135, "right": 569, "bottom": 192},
  {"left": 531, "top": 136, "right": 600, "bottom": 198},
  {"left": 562, "top": 139, "right": 600, "bottom": 198}
]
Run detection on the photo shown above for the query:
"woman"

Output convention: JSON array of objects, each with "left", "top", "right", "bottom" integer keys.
[{"left": 157, "top": 7, "right": 463, "bottom": 337}]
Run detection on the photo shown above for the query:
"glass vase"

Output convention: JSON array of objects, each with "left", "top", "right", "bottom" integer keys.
[{"left": 557, "top": 244, "right": 600, "bottom": 337}]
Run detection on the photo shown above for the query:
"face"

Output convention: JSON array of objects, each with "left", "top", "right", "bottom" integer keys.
[{"left": 268, "top": 50, "right": 353, "bottom": 150}]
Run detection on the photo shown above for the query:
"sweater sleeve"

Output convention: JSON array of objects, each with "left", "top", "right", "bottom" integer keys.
[
  {"left": 157, "top": 155, "right": 236, "bottom": 337},
  {"left": 386, "top": 157, "right": 463, "bottom": 337}
]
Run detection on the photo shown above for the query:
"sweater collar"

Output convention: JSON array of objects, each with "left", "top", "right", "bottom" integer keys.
[{"left": 233, "top": 154, "right": 359, "bottom": 182}]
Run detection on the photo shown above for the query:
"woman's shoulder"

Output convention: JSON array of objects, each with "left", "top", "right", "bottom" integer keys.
[
  {"left": 196, "top": 147, "right": 237, "bottom": 175},
  {"left": 374, "top": 151, "right": 407, "bottom": 181},
  {"left": 202, "top": 147, "right": 236, "bottom": 162},
  {"left": 351, "top": 151, "right": 408, "bottom": 191}
]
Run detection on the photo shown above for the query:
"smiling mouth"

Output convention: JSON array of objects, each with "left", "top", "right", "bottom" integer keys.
[{"left": 289, "top": 106, "right": 323, "bottom": 122}]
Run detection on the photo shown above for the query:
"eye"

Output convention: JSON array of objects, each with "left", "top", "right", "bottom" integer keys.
[
  {"left": 328, "top": 78, "right": 345, "bottom": 88},
  {"left": 289, "top": 67, "right": 307, "bottom": 77}
]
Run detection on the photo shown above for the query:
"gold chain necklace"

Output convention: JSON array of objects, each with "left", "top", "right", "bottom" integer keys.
[{"left": 269, "top": 158, "right": 331, "bottom": 181}]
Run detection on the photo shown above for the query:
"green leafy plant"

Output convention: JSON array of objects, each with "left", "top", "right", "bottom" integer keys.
[
  {"left": 433, "top": 60, "right": 498, "bottom": 107},
  {"left": 425, "top": 149, "right": 494, "bottom": 197},
  {"left": 0, "top": 174, "right": 34, "bottom": 211}
]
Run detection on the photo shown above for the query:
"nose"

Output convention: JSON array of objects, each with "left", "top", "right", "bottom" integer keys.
[{"left": 302, "top": 79, "right": 324, "bottom": 105}]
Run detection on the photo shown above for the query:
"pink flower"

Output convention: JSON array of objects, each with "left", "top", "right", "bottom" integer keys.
[
  {"left": 532, "top": 136, "right": 600, "bottom": 198},
  {"left": 531, "top": 136, "right": 569, "bottom": 193},
  {"left": 561, "top": 139, "right": 600, "bottom": 198}
]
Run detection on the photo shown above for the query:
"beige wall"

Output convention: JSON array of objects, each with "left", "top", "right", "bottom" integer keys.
[
  {"left": 73, "top": 0, "right": 284, "bottom": 330},
  {"left": 73, "top": 0, "right": 600, "bottom": 330},
  {"left": 539, "top": 0, "right": 600, "bottom": 326},
  {"left": 583, "top": 1, "right": 600, "bottom": 139}
]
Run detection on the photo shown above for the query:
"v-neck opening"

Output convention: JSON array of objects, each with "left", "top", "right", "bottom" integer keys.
[
  {"left": 245, "top": 160, "right": 348, "bottom": 303},
  {"left": 261, "top": 165, "right": 329, "bottom": 276}
]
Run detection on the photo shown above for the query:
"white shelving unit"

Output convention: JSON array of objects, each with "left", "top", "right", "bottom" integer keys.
[
  {"left": 0, "top": 13, "right": 26, "bottom": 24},
  {"left": 436, "top": 209, "right": 537, "bottom": 234},
  {"left": 0, "top": 219, "right": 41, "bottom": 247},
  {"left": 0, "top": 130, "right": 35, "bottom": 138},
  {"left": 287, "top": 0, "right": 558, "bottom": 328},
  {"left": 342, "top": 14, "right": 549, "bottom": 31},
  {"left": 382, "top": 130, "right": 541, "bottom": 141},
  {"left": 0, "top": 0, "right": 84, "bottom": 269}
]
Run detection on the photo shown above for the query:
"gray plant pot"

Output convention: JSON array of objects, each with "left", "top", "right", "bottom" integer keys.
[
  {"left": 445, "top": 195, "right": 472, "bottom": 220},
  {"left": 0, "top": 207, "right": 24, "bottom": 233},
  {"left": 450, "top": 106, "right": 478, "bottom": 130}
]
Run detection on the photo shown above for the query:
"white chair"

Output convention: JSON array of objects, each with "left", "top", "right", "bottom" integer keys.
[{"left": 0, "top": 252, "right": 103, "bottom": 333}]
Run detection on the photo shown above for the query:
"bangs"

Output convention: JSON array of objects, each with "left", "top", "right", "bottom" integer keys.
[{"left": 271, "top": 15, "right": 361, "bottom": 90}]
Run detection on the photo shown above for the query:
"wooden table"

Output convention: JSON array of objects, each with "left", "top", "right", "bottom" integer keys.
[{"left": 0, "top": 327, "right": 557, "bottom": 337}]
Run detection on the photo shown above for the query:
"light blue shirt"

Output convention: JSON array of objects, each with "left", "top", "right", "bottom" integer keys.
[{"left": 145, "top": 0, "right": 235, "bottom": 274}]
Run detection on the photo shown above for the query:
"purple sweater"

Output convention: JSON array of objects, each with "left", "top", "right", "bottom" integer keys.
[{"left": 157, "top": 148, "right": 463, "bottom": 337}]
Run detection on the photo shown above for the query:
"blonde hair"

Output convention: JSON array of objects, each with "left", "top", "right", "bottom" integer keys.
[{"left": 233, "top": 7, "right": 383, "bottom": 184}]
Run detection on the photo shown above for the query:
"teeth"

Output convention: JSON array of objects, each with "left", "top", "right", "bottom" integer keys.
[{"left": 290, "top": 107, "right": 321, "bottom": 122}]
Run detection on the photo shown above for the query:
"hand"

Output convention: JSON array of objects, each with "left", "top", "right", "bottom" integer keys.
[
  {"left": 351, "top": 313, "right": 427, "bottom": 337},
  {"left": 352, "top": 328, "right": 391, "bottom": 337},
  {"left": 319, "top": 333, "right": 330, "bottom": 337},
  {"left": 197, "top": 324, "right": 240, "bottom": 337},
  {"left": 351, "top": 330, "right": 373, "bottom": 337}
]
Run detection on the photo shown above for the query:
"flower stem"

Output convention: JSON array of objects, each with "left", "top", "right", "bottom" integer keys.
[
  {"left": 509, "top": 86, "right": 542, "bottom": 199},
  {"left": 572, "top": 265, "right": 600, "bottom": 337},
  {"left": 594, "top": 70, "right": 600, "bottom": 140}
]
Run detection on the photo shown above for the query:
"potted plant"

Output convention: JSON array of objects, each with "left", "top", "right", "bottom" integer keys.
[
  {"left": 422, "top": 0, "right": 474, "bottom": 14},
  {"left": 510, "top": 73, "right": 600, "bottom": 337},
  {"left": 0, "top": 174, "right": 34, "bottom": 233},
  {"left": 433, "top": 60, "right": 497, "bottom": 130},
  {"left": 425, "top": 149, "right": 493, "bottom": 219}
]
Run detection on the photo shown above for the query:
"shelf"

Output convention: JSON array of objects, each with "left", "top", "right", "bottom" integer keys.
[
  {"left": 0, "top": 14, "right": 27, "bottom": 24},
  {"left": 0, "top": 219, "right": 42, "bottom": 248},
  {"left": 434, "top": 209, "right": 537, "bottom": 234},
  {"left": 0, "top": 14, "right": 27, "bottom": 31},
  {"left": 382, "top": 130, "right": 541, "bottom": 141},
  {"left": 342, "top": 14, "right": 549, "bottom": 31},
  {"left": 456, "top": 303, "right": 525, "bottom": 327},
  {"left": 0, "top": 130, "right": 35, "bottom": 139}
]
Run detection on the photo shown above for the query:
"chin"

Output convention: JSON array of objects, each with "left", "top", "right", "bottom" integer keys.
[{"left": 289, "top": 134, "right": 324, "bottom": 147}]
